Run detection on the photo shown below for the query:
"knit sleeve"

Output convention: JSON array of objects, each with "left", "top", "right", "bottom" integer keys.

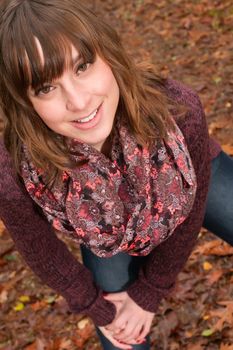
[
  {"left": 127, "top": 80, "right": 211, "bottom": 312},
  {"left": 0, "top": 139, "right": 116, "bottom": 326}
]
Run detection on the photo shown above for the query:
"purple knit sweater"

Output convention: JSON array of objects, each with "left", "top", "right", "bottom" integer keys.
[{"left": 0, "top": 79, "right": 221, "bottom": 326}]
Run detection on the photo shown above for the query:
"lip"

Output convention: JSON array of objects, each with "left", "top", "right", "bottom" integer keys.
[{"left": 71, "top": 103, "right": 103, "bottom": 130}]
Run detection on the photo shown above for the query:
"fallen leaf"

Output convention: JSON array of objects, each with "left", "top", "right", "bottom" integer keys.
[
  {"left": 19, "top": 295, "right": 30, "bottom": 303},
  {"left": 0, "top": 290, "right": 8, "bottom": 303},
  {"left": 206, "top": 269, "right": 224, "bottom": 285},
  {"left": 30, "top": 300, "right": 47, "bottom": 312},
  {"left": 201, "top": 329, "right": 214, "bottom": 337},
  {"left": 25, "top": 342, "right": 37, "bottom": 350},
  {"left": 203, "top": 261, "right": 213, "bottom": 271},
  {"left": 189, "top": 30, "right": 207, "bottom": 43},
  {"left": 213, "top": 76, "right": 222, "bottom": 84},
  {"left": 221, "top": 144, "right": 233, "bottom": 156},
  {"left": 13, "top": 302, "right": 25, "bottom": 311},
  {"left": 35, "top": 338, "right": 46, "bottom": 350},
  {"left": 3, "top": 254, "right": 17, "bottom": 261},
  {"left": 220, "top": 343, "right": 233, "bottom": 350},
  {"left": 57, "top": 338, "right": 73, "bottom": 350},
  {"left": 46, "top": 295, "right": 57, "bottom": 304},
  {"left": 208, "top": 119, "right": 229, "bottom": 135},
  {"left": 0, "top": 240, "right": 14, "bottom": 257},
  {"left": 77, "top": 318, "right": 90, "bottom": 330},
  {"left": 209, "top": 301, "right": 233, "bottom": 332},
  {"left": 0, "top": 220, "right": 6, "bottom": 233},
  {"left": 194, "top": 240, "right": 233, "bottom": 256},
  {"left": 186, "top": 340, "right": 206, "bottom": 350},
  {"left": 203, "top": 314, "right": 210, "bottom": 320}
]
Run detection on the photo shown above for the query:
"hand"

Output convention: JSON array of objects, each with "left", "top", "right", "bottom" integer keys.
[
  {"left": 98, "top": 326, "right": 135, "bottom": 350},
  {"left": 103, "top": 291, "right": 154, "bottom": 344}
]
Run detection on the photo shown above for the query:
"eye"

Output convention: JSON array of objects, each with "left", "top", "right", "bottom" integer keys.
[
  {"left": 35, "top": 85, "right": 54, "bottom": 96},
  {"left": 75, "top": 62, "right": 90, "bottom": 75}
]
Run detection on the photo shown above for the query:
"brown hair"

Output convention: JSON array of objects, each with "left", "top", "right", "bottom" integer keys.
[{"left": 0, "top": 0, "right": 174, "bottom": 183}]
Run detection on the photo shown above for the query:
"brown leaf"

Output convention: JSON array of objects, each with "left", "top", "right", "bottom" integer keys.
[
  {"left": 0, "top": 221, "right": 6, "bottom": 237},
  {"left": 221, "top": 144, "right": 233, "bottom": 156},
  {"left": 186, "top": 340, "right": 206, "bottom": 350},
  {"left": 209, "top": 301, "right": 233, "bottom": 332},
  {"left": 30, "top": 300, "right": 48, "bottom": 312},
  {"left": 189, "top": 30, "right": 208, "bottom": 43},
  {"left": 72, "top": 317, "right": 94, "bottom": 349},
  {"left": 25, "top": 343, "right": 37, "bottom": 350},
  {"left": 3, "top": 268, "right": 25, "bottom": 291},
  {"left": 206, "top": 268, "right": 224, "bottom": 285},
  {"left": 0, "top": 240, "right": 14, "bottom": 257},
  {"left": 35, "top": 338, "right": 46, "bottom": 350},
  {"left": 220, "top": 343, "right": 233, "bottom": 350},
  {"left": 158, "top": 310, "right": 179, "bottom": 338},
  {"left": 208, "top": 119, "right": 230, "bottom": 135},
  {"left": 52, "top": 338, "right": 73, "bottom": 350},
  {"left": 194, "top": 240, "right": 233, "bottom": 256}
]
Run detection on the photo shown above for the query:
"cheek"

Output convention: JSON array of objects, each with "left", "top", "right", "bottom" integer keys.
[
  {"left": 31, "top": 101, "right": 64, "bottom": 124},
  {"left": 95, "top": 64, "right": 119, "bottom": 95}
]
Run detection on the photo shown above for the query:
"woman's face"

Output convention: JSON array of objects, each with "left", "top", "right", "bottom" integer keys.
[{"left": 28, "top": 45, "right": 120, "bottom": 152}]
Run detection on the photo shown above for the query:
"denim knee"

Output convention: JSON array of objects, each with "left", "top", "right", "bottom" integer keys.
[{"left": 203, "top": 151, "right": 233, "bottom": 245}]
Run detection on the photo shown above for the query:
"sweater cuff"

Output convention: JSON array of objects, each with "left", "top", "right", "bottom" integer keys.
[
  {"left": 127, "top": 277, "right": 175, "bottom": 313},
  {"left": 68, "top": 289, "right": 116, "bottom": 327}
]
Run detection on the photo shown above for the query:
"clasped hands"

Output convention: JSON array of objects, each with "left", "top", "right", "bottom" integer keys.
[{"left": 98, "top": 291, "right": 154, "bottom": 350}]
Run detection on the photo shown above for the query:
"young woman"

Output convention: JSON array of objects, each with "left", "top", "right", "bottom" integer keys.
[{"left": 0, "top": 1, "right": 232, "bottom": 349}]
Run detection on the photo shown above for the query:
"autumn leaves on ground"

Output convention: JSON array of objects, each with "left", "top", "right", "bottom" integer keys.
[{"left": 0, "top": 0, "right": 233, "bottom": 349}]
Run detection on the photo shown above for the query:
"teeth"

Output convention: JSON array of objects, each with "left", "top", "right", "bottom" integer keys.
[{"left": 75, "top": 109, "right": 98, "bottom": 123}]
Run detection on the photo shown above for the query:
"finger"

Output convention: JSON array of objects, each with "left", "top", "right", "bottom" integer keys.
[
  {"left": 99, "top": 327, "right": 133, "bottom": 350},
  {"left": 114, "top": 322, "right": 143, "bottom": 343},
  {"left": 114, "top": 325, "right": 127, "bottom": 335},
  {"left": 136, "top": 320, "right": 151, "bottom": 342},
  {"left": 124, "top": 323, "right": 144, "bottom": 343},
  {"left": 106, "top": 313, "right": 128, "bottom": 332},
  {"left": 113, "top": 326, "right": 142, "bottom": 344}
]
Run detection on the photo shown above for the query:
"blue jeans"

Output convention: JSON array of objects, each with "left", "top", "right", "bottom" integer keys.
[
  {"left": 203, "top": 151, "right": 233, "bottom": 245},
  {"left": 81, "top": 151, "right": 233, "bottom": 349},
  {"left": 81, "top": 245, "right": 150, "bottom": 350}
]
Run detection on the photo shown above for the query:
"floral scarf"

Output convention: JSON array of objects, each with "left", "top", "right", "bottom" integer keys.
[{"left": 21, "top": 117, "right": 197, "bottom": 257}]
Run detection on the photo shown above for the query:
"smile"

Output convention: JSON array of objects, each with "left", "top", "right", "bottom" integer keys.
[
  {"left": 71, "top": 103, "right": 102, "bottom": 130},
  {"left": 74, "top": 108, "right": 98, "bottom": 124}
]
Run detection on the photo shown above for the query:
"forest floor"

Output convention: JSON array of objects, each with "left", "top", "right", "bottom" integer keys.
[{"left": 0, "top": 0, "right": 233, "bottom": 349}]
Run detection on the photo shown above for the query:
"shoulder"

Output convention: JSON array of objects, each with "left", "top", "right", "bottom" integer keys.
[
  {"left": 164, "top": 79, "right": 209, "bottom": 153},
  {"left": 163, "top": 79, "right": 211, "bottom": 178},
  {"left": 164, "top": 79, "right": 221, "bottom": 160},
  {"left": 164, "top": 78, "right": 202, "bottom": 109},
  {"left": 165, "top": 78, "right": 206, "bottom": 132}
]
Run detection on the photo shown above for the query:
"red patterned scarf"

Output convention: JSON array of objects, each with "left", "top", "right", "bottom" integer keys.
[{"left": 21, "top": 117, "right": 197, "bottom": 257}]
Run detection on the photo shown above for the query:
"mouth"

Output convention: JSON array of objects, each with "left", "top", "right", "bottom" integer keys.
[
  {"left": 73, "top": 108, "right": 98, "bottom": 123},
  {"left": 71, "top": 103, "right": 102, "bottom": 130}
]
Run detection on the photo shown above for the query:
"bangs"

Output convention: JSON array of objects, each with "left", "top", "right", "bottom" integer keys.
[
  {"left": 1, "top": 1, "right": 98, "bottom": 95},
  {"left": 23, "top": 35, "right": 96, "bottom": 92}
]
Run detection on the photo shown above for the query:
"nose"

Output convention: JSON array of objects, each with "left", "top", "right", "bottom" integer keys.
[{"left": 65, "top": 82, "right": 91, "bottom": 113}]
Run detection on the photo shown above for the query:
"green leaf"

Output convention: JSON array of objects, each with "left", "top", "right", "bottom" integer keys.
[
  {"left": 201, "top": 329, "right": 214, "bottom": 337},
  {"left": 4, "top": 254, "right": 17, "bottom": 261}
]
